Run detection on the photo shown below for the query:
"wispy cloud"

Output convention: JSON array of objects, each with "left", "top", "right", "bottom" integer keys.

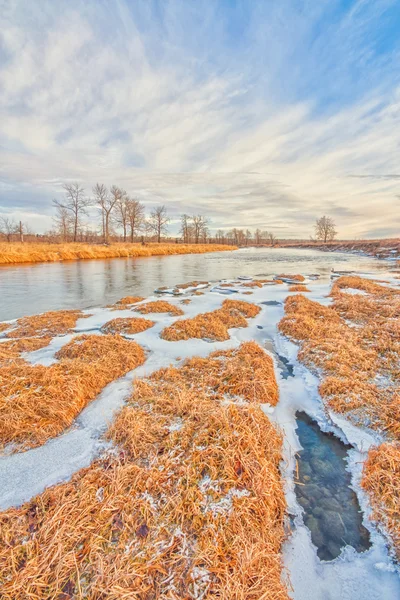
[{"left": 1, "top": 0, "right": 400, "bottom": 237}]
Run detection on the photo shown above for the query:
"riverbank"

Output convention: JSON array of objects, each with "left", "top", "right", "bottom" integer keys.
[
  {"left": 278, "top": 239, "right": 400, "bottom": 261},
  {"left": 0, "top": 242, "right": 237, "bottom": 265}
]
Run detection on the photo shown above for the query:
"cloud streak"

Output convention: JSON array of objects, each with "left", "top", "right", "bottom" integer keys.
[{"left": 1, "top": 0, "right": 400, "bottom": 237}]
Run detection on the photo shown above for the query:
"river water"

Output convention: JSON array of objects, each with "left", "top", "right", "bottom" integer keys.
[{"left": 0, "top": 247, "right": 389, "bottom": 320}]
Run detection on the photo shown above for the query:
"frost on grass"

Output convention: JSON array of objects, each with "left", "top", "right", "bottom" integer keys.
[
  {"left": 279, "top": 275, "right": 400, "bottom": 556},
  {"left": 0, "top": 341, "right": 287, "bottom": 599},
  {"left": 101, "top": 317, "right": 155, "bottom": 335},
  {"left": 161, "top": 299, "right": 261, "bottom": 342},
  {"left": 0, "top": 334, "right": 146, "bottom": 452},
  {"left": 5, "top": 310, "right": 89, "bottom": 338},
  {"left": 134, "top": 300, "right": 184, "bottom": 316}
]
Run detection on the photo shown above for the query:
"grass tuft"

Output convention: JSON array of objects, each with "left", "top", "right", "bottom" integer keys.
[
  {"left": 161, "top": 300, "right": 261, "bottom": 341},
  {"left": 134, "top": 300, "right": 184, "bottom": 316},
  {"left": 101, "top": 317, "right": 155, "bottom": 335}
]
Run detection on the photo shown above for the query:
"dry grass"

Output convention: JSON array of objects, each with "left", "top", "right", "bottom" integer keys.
[
  {"left": 116, "top": 296, "right": 145, "bottom": 305},
  {"left": 242, "top": 281, "right": 263, "bottom": 288},
  {"left": 288, "top": 284, "right": 310, "bottom": 292},
  {"left": 0, "top": 337, "right": 52, "bottom": 365},
  {"left": 0, "top": 323, "right": 10, "bottom": 333},
  {"left": 362, "top": 442, "right": 400, "bottom": 560},
  {"left": 161, "top": 300, "right": 261, "bottom": 342},
  {"left": 0, "top": 242, "right": 237, "bottom": 265},
  {"left": 134, "top": 300, "right": 184, "bottom": 317},
  {"left": 0, "top": 334, "right": 145, "bottom": 451},
  {"left": 277, "top": 274, "right": 305, "bottom": 282},
  {"left": 279, "top": 276, "right": 400, "bottom": 556},
  {"left": 101, "top": 317, "right": 155, "bottom": 335},
  {"left": 6, "top": 310, "right": 88, "bottom": 338},
  {"left": 0, "top": 341, "right": 287, "bottom": 599}
]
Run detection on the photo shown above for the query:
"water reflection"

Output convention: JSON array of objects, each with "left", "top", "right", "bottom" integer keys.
[
  {"left": 0, "top": 247, "right": 387, "bottom": 320},
  {"left": 295, "top": 412, "right": 371, "bottom": 561}
]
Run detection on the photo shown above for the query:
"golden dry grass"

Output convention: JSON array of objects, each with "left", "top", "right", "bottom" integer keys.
[
  {"left": 288, "top": 284, "right": 310, "bottom": 292},
  {"left": 362, "top": 442, "right": 400, "bottom": 560},
  {"left": 6, "top": 310, "right": 88, "bottom": 338},
  {"left": 161, "top": 300, "right": 261, "bottom": 342},
  {"left": 0, "top": 242, "right": 237, "bottom": 265},
  {"left": 0, "top": 334, "right": 145, "bottom": 451},
  {"left": 0, "top": 323, "right": 10, "bottom": 333},
  {"left": 134, "top": 300, "right": 184, "bottom": 317},
  {"left": 101, "top": 317, "right": 155, "bottom": 335},
  {"left": 279, "top": 275, "right": 400, "bottom": 557},
  {"left": 116, "top": 296, "right": 145, "bottom": 305},
  {"left": 0, "top": 337, "right": 52, "bottom": 365},
  {"left": 277, "top": 274, "right": 305, "bottom": 282},
  {"left": 0, "top": 341, "right": 287, "bottom": 599}
]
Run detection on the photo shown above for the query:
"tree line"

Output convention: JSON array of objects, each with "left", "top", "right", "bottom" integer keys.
[{"left": 0, "top": 182, "right": 338, "bottom": 244}]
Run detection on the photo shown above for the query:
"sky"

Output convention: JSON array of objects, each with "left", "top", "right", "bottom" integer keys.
[{"left": 1, "top": 0, "right": 400, "bottom": 239}]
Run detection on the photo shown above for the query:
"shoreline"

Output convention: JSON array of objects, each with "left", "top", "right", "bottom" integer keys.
[
  {"left": 277, "top": 239, "right": 400, "bottom": 262},
  {"left": 0, "top": 242, "right": 237, "bottom": 266}
]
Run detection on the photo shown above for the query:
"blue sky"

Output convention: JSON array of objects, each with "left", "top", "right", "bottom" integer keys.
[{"left": 1, "top": 0, "right": 400, "bottom": 237}]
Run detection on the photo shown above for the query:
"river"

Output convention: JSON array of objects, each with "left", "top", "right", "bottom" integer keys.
[{"left": 0, "top": 247, "right": 389, "bottom": 320}]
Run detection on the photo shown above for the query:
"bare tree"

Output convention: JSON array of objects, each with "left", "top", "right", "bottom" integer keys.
[
  {"left": 113, "top": 187, "right": 129, "bottom": 242},
  {"left": 53, "top": 183, "right": 90, "bottom": 242},
  {"left": 315, "top": 216, "right": 337, "bottom": 243},
  {"left": 126, "top": 197, "right": 145, "bottom": 242},
  {"left": 93, "top": 184, "right": 119, "bottom": 244},
  {"left": 268, "top": 232, "right": 276, "bottom": 246},
  {"left": 0, "top": 216, "right": 17, "bottom": 242},
  {"left": 148, "top": 205, "right": 169, "bottom": 243},
  {"left": 254, "top": 228, "right": 262, "bottom": 245},
  {"left": 192, "top": 215, "right": 208, "bottom": 244},
  {"left": 180, "top": 214, "right": 193, "bottom": 243},
  {"left": 52, "top": 203, "right": 72, "bottom": 241}
]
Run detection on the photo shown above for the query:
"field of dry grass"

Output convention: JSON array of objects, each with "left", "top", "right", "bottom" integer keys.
[
  {"left": 0, "top": 242, "right": 236, "bottom": 265},
  {"left": 5, "top": 310, "right": 87, "bottom": 338},
  {"left": 0, "top": 334, "right": 146, "bottom": 451},
  {"left": 279, "top": 275, "right": 400, "bottom": 556},
  {"left": 161, "top": 299, "right": 261, "bottom": 341},
  {"left": 0, "top": 341, "right": 287, "bottom": 599}
]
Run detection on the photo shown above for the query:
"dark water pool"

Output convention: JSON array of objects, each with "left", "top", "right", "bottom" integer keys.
[{"left": 295, "top": 412, "right": 371, "bottom": 561}]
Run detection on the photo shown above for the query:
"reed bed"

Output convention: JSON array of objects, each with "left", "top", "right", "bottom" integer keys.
[
  {"left": 101, "top": 317, "right": 155, "bottom": 335},
  {"left": 0, "top": 334, "right": 145, "bottom": 451},
  {"left": 0, "top": 341, "right": 287, "bottom": 599},
  {"left": 279, "top": 276, "right": 400, "bottom": 556},
  {"left": 134, "top": 300, "right": 184, "bottom": 316},
  {"left": 0, "top": 243, "right": 236, "bottom": 265},
  {"left": 161, "top": 300, "right": 261, "bottom": 342},
  {"left": 6, "top": 310, "right": 88, "bottom": 338},
  {"left": 288, "top": 284, "right": 310, "bottom": 292}
]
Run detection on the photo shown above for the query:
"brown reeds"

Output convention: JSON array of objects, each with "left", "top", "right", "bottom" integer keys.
[
  {"left": 288, "top": 284, "right": 310, "bottom": 292},
  {"left": 134, "top": 300, "right": 184, "bottom": 316},
  {"left": 161, "top": 300, "right": 261, "bottom": 342},
  {"left": 0, "top": 334, "right": 146, "bottom": 451},
  {"left": 0, "top": 242, "right": 237, "bottom": 265},
  {"left": 6, "top": 310, "right": 88, "bottom": 338},
  {"left": 0, "top": 341, "right": 287, "bottom": 599},
  {"left": 101, "top": 317, "right": 155, "bottom": 335},
  {"left": 277, "top": 274, "right": 305, "bottom": 281},
  {"left": 116, "top": 296, "right": 145, "bottom": 305}
]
